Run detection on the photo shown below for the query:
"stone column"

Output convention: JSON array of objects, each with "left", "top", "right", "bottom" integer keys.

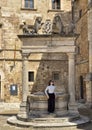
[
  {"left": 22, "top": 53, "right": 29, "bottom": 102},
  {"left": 17, "top": 53, "right": 29, "bottom": 120},
  {"left": 67, "top": 53, "right": 78, "bottom": 113}
]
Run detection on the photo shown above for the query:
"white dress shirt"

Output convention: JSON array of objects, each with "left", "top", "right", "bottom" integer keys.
[{"left": 45, "top": 85, "right": 56, "bottom": 96}]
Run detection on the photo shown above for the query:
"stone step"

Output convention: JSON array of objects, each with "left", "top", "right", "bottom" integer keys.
[
  {"left": 7, "top": 115, "right": 90, "bottom": 128},
  {"left": 30, "top": 115, "right": 80, "bottom": 122},
  {"left": 29, "top": 112, "right": 80, "bottom": 122}
]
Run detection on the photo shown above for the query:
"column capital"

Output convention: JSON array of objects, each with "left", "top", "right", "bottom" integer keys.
[
  {"left": 22, "top": 53, "right": 30, "bottom": 60},
  {"left": 67, "top": 53, "right": 76, "bottom": 59}
]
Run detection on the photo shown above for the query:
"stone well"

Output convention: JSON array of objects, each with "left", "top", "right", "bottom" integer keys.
[
  {"left": 7, "top": 93, "right": 90, "bottom": 129},
  {"left": 27, "top": 92, "right": 68, "bottom": 118}
]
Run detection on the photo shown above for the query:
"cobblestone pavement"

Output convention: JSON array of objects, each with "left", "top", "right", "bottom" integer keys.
[
  {"left": 0, "top": 115, "right": 30, "bottom": 130},
  {"left": 0, "top": 108, "right": 92, "bottom": 130}
]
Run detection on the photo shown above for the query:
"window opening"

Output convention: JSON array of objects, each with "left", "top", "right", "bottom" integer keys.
[
  {"left": 79, "top": 9, "right": 82, "bottom": 18},
  {"left": 53, "top": 72, "right": 60, "bottom": 80},
  {"left": 28, "top": 71, "right": 34, "bottom": 82},
  {"left": 52, "top": 0, "right": 60, "bottom": 9},
  {"left": 80, "top": 76, "right": 84, "bottom": 99},
  {"left": 25, "top": 0, "right": 34, "bottom": 8}
]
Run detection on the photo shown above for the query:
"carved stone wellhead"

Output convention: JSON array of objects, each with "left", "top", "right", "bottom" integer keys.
[{"left": 27, "top": 92, "right": 69, "bottom": 118}]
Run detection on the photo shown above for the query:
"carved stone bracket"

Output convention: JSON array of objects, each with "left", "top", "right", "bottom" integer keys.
[{"left": 22, "top": 53, "right": 30, "bottom": 60}]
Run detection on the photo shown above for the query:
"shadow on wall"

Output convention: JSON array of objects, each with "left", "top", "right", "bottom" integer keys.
[{"left": 29, "top": 52, "right": 68, "bottom": 94}]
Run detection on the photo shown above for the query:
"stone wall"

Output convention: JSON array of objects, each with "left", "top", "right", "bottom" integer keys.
[
  {"left": 0, "top": 102, "right": 20, "bottom": 113},
  {"left": 75, "top": 0, "right": 89, "bottom": 100},
  {"left": 0, "top": 0, "right": 71, "bottom": 102},
  {"left": 28, "top": 53, "right": 68, "bottom": 93}
]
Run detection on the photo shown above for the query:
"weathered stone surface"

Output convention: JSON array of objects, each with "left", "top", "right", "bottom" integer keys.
[
  {"left": 0, "top": 0, "right": 71, "bottom": 102},
  {"left": 0, "top": 0, "right": 91, "bottom": 104},
  {"left": 74, "top": 0, "right": 89, "bottom": 101}
]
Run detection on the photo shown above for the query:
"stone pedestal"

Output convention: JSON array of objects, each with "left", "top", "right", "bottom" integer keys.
[
  {"left": 17, "top": 101, "right": 28, "bottom": 121},
  {"left": 68, "top": 102, "right": 79, "bottom": 115}
]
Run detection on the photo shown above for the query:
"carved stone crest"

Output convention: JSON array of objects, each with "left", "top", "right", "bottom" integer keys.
[{"left": 42, "top": 19, "right": 52, "bottom": 34}]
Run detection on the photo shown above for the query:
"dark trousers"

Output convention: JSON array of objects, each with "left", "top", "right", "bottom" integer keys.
[{"left": 48, "top": 93, "right": 55, "bottom": 113}]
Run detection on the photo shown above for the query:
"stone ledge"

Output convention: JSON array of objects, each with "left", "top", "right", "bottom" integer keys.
[{"left": 0, "top": 103, "right": 20, "bottom": 114}]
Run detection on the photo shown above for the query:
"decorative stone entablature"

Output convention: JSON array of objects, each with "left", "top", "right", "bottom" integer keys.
[{"left": 21, "top": 12, "right": 75, "bottom": 36}]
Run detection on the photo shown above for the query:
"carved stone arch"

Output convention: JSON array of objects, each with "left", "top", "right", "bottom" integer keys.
[{"left": 52, "top": 14, "right": 64, "bottom": 34}]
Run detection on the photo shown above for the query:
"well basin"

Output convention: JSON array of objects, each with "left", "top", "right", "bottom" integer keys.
[{"left": 27, "top": 92, "right": 68, "bottom": 117}]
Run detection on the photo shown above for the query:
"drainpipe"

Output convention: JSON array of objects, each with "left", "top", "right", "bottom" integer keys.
[{"left": 71, "top": 0, "right": 75, "bottom": 22}]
